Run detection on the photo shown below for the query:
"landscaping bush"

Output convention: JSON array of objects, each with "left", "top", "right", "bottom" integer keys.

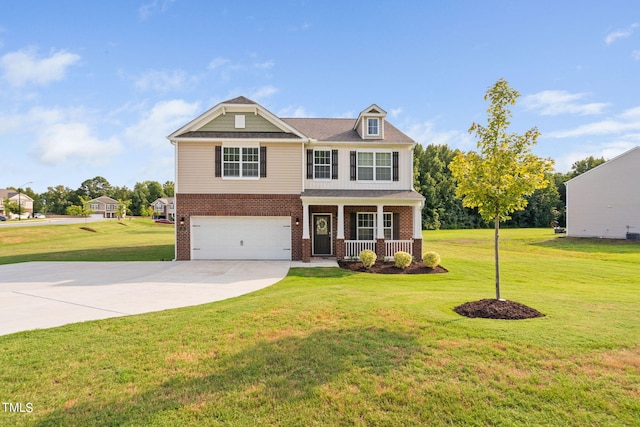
[
  {"left": 394, "top": 251, "right": 412, "bottom": 269},
  {"left": 359, "top": 249, "right": 377, "bottom": 269},
  {"left": 422, "top": 251, "right": 441, "bottom": 268}
]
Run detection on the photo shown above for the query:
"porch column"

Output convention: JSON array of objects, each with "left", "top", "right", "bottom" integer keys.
[
  {"left": 302, "top": 201, "right": 311, "bottom": 262},
  {"left": 376, "top": 204, "right": 385, "bottom": 260},
  {"left": 302, "top": 202, "right": 310, "bottom": 239},
  {"left": 376, "top": 204, "right": 385, "bottom": 239},
  {"left": 336, "top": 204, "right": 345, "bottom": 239},
  {"left": 413, "top": 204, "right": 423, "bottom": 239},
  {"left": 336, "top": 204, "right": 345, "bottom": 259}
]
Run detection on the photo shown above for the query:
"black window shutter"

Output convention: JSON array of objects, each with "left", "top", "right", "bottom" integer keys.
[
  {"left": 350, "top": 212, "right": 357, "bottom": 240},
  {"left": 392, "top": 151, "right": 399, "bottom": 181},
  {"left": 260, "top": 146, "right": 267, "bottom": 177},
  {"left": 306, "top": 149, "right": 313, "bottom": 179},
  {"left": 215, "top": 146, "right": 222, "bottom": 177},
  {"left": 393, "top": 213, "right": 400, "bottom": 240},
  {"left": 331, "top": 149, "right": 338, "bottom": 179},
  {"left": 350, "top": 151, "right": 356, "bottom": 181}
]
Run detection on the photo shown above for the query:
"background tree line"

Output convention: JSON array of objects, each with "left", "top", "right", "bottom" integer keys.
[
  {"left": 414, "top": 144, "right": 605, "bottom": 229},
  {"left": 11, "top": 150, "right": 604, "bottom": 225},
  {"left": 13, "top": 177, "right": 174, "bottom": 217}
]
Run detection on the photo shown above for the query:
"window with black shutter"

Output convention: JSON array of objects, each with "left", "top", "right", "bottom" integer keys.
[
  {"left": 350, "top": 151, "right": 356, "bottom": 181},
  {"left": 215, "top": 146, "right": 221, "bottom": 177},
  {"left": 392, "top": 151, "right": 399, "bottom": 181},
  {"left": 331, "top": 149, "right": 338, "bottom": 179}
]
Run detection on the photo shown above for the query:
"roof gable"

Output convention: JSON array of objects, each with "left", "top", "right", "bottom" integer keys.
[
  {"left": 168, "top": 97, "right": 307, "bottom": 141},
  {"left": 566, "top": 146, "right": 640, "bottom": 184}
]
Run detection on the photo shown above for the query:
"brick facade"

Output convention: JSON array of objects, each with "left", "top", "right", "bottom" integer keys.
[
  {"left": 176, "top": 194, "right": 420, "bottom": 262},
  {"left": 176, "top": 193, "right": 304, "bottom": 261}
]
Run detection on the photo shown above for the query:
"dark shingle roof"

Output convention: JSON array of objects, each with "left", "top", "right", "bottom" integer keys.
[
  {"left": 281, "top": 118, "right": 415, "bottom": 143},
  {"left": 222, "top": 96, "right": 257, "bottom": 105}
]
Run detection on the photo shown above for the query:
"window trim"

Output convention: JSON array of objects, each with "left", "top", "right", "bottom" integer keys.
[
  {"left": 222, "top": 146, "right": 260, "bottom": 180},
  {"left": 356, "top": 212, "right": 393, "bottom": 240},
  {"left": 356, "top": 150, "right": 392, "bottom": 182},
  {"left": 367, "top": 117, "right": 379, "bottom": 136},
  {"left": 313, "top": 149, "right": 332, "bottom": 180}
]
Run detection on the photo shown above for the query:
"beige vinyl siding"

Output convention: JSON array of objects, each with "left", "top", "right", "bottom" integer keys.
[
  {"left": 177, "top": 141, "right": 302, "bottom": 194},
  {"left": 305, "top": 145, "right": 414, "bottom": 191},
  {"left": 199, "top": 113, "right": 283, "bottom": 133},
  {"left": 566, "top": 147, "right": 640, "bottom": 239}
]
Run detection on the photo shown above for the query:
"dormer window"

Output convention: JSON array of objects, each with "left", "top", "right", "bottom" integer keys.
[{"left": 367, "top": 118, "right": 379, "bottom": 136}]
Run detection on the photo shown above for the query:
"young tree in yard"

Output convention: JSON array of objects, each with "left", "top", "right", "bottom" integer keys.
[
  {"left": 449, "top": 79, "right": 554, "bottom": 300},
  {"left": 66, "top": 195, "right": 94, "bottom": 218}
]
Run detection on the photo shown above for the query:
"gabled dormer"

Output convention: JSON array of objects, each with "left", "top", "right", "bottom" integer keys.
[{"left": 354, "top": 104, "right": 386, "bottom": 140}]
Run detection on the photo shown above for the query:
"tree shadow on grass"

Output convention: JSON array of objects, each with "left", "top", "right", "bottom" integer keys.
[
  {"left": 532, "top": 237, "right": 640, "bottom": 254},
  {"left": 34, "top": 327, "right": 419, "bottom": 426}
]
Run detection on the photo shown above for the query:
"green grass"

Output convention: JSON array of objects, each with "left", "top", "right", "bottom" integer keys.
[
  {"left": 0, "top": 219, "right": 175, "bottom": 264},
  {"left": 1, "top": 228, "right": 639, "bottom": 426}
]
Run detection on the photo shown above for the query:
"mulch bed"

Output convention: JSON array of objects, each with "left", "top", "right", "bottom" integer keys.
[
  {"left": 454, "top": 299, "right": 545, "bottom": 320},
  {"left": 338, "top": 260, "right": 448, "bottom": 274}
]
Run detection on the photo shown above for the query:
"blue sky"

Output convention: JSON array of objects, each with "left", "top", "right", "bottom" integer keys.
[{"left": 1, "top": 1, "right": 639, "bottom": 193}]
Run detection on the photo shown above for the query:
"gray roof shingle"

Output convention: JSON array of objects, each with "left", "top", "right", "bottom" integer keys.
[{"left": 281, "top": 118, "right": 415, "bottom": 143}]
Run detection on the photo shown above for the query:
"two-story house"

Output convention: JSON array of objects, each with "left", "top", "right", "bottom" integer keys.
[
  {"left": 150, "top": 197, "right": 175, "bottom": 221},
  {"left": 0, "top": 189, "right": 34, "bottom": 218},
  {"left": 168, "top": 96, "right": 424, "bottom": 262},
  {"left": 87, "top": 196, "right": 124, "bottom": 218}
]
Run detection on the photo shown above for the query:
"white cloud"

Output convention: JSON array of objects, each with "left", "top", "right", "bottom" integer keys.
[
  {"left": 208, "top": 57, "right": 230, "bottom": 70},
  {"left": 32, "top": 122, "right": 121, "bottom": 165},
  {"left": 253, "top": 60, "right": 274, "bottom": 70},
  {"left": 556, "top": 140, "right": 639, "bottom": 172},
  {"left": 278, "top": 106, "right": 313, "bottom": 118},
  {"left": 521, "top": 90, "right": 608, "bottom": 116},
  {"left": 248, "top": 85, "right": 278, "bottom": 101},
  {"left": 604, "top": 23, "right": 639, "bottom": 44},
  {"left": 0, "top": 48, "right": 80, "bottom": 87},
  {"left": 139, "top": 0, "right": 175, "bottom": 20},
  {"left": 125, "top": 99, "right": 201, "bottom": 148},
  {"left": 132, "top": 69, "right": 196, "bottom": 93},
  {"left": 633, "top": 50, "right": 640, "bottom": 60},
  {"left": 405, "top": 120, "right": 473, "bottom": 150},
  {"left": 548, "top": 106, "right": 640, "bottom": 138},
  {"left": 390, "top": 107, "right": 403, "bottom": 118}
]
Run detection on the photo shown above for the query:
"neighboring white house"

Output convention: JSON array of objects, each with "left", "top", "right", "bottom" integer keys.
[{"left": 566, "top": 146, "right": 640, "bottom": 239}]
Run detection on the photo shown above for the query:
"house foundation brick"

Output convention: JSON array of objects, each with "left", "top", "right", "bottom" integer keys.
[
  {"left": 335, "top": 238, "right": 345, "bottom": 260},
  {"left": 302, "top": 238, "right": 311, "bottom": 262},
  {"left": 376, "top": 238, "right": 386, "bottom": 260},
  {"left": 413, "top": 238, "right": 423, "bottom": 261}
]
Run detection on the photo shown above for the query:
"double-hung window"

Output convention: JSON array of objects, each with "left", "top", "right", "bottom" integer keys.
[
  {"left": 314, "top": 150, "right": 331, "bottom": 179},
  {"left": 223, "top": 147, "right": 259, "bottom": 178},
  {"left": 367, "top": 118, "right": 379, "bottom": 135},
  {"left": 356, "top": 212, "right": 393, "bottom": 240},
  {"left": 357, "top": 151, "right": 392, "bottom": 181}
]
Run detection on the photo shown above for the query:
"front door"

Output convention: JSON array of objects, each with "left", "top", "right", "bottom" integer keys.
[{"left": 313, "top": 214, "right": 332, "bottom": 255}]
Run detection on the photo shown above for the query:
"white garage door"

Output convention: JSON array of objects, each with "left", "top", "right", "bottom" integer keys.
[{"left": 191, "top": 216, "right": 291, "bottom": 260}]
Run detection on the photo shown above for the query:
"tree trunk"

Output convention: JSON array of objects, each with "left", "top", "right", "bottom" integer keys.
[{"left": 494, "top": 217, "right": 501, "bottom": 300}]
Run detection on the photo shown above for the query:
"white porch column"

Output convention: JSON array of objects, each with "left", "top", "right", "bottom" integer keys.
[
  {"left": 376, "top": 204, "right": 385, "bottom": 239},
  {"left": 337, "top": 204, "right": 345, "bottom": 239},
  {"left": 302, "top": 202, "right": 310, "bottom": 239},
  {"left": 413, "top": 204, "right": 423, "bottom": 239}
]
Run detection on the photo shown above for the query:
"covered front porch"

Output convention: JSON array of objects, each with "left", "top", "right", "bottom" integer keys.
[{"left": 300, "top": 190, "right": 425, "bottom": 262}]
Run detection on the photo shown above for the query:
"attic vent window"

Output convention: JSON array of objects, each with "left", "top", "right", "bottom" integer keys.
[
  {"left": 235, "top": 115, "right": 246, "bottom": 129},
  {"left": 367, "top": 118, "right": 379, "bottom": 135}
]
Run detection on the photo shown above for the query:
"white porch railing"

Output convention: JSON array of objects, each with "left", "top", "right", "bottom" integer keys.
[
  {"left": 344, "top": 240, "right": 376, "bottom": 259},
  {"left": 384, "top": 240, "right": 414, "bottom": 261},
  {"left": 343, "top": 239, "right": 414, "bottom": 260}
]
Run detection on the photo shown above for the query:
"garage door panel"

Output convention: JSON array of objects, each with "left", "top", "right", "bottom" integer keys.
[{"left": 191, "top": 216, "right": 291, "bottom": 260}]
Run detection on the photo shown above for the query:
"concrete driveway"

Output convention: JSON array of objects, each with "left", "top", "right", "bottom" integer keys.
[{"left": 0, "top": 261, "right": 290, "bottom": 336}]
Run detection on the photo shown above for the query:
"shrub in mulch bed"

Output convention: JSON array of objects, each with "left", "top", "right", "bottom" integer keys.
[
  {"left": 338, "top": 260, "right": 448, "bottom": 274},
  {"left": 454, "top": 299, "right": 545, "bottom": 320},
  {"left": 80, "top": 227, "right": 97, "bottom": 232}
]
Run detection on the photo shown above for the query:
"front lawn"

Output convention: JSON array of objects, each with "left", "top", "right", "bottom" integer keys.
[
  {"left": 0, "top": 219, "right": 174, "bottom": 264},
  {"left": 1, "top": 228, "right": 639, "bottom": 426}
]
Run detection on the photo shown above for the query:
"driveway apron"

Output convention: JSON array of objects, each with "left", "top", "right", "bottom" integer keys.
[{"left": 0, "top": 261, "right": 290, "bottom": 336}]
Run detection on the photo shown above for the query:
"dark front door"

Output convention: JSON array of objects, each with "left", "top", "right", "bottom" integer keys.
[{"left": 313, "top": 214, "right": 332, "bottom": 255}]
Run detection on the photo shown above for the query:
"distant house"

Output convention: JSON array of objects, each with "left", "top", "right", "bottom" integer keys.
[
  {"left": 566, "top": 146, "right": 640, "bottom": 239},
  {"left": 87, "top": 196, "right": 124, "bottom": 219},
  {"left": 150, "top": 197, "right": 175, "bottom": 221},
  {"left": 0, "top": 189, "right": 34, "bottom": 218}
]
